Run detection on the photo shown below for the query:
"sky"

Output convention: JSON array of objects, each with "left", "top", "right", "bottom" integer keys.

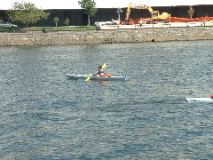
[{"left": 1, "top": 0, "right": 212, "bottom": 10}]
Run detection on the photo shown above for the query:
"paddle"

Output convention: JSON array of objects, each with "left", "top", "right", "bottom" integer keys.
[
  {"left": 85, "top": 63, "right": 109, "bottom": 82},
  {"left": 101, "top": 63, "right": 108, "bottom": 69},
  {"left": 85, "top": 73, "right": 93, "bottom": 82}
]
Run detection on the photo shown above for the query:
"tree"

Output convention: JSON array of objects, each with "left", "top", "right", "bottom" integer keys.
[
  {"left": 188, "top": 6, "right": 195, "bottom": 19},
  {"left": 53, "top": 17, "right": 60, "bottom": 27},
  {"left": 64, "top": 17, "right": 71, "bottom": 26},
  {"left": 8, "top": 1, "right": 48, "bottom": 26},
  {"left": 78, "top": 0, "right": 97, "bottom": 26}
]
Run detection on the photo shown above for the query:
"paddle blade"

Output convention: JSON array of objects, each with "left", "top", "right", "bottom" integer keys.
[
  {"left": 102, "top": 63, "right": 108, "bottom": 69},
  {"left": 85, "top": 76, "right": 91, "bottom": 82},
  {"left": 85, "top": 74, "right": 93, "bottom": 82}
]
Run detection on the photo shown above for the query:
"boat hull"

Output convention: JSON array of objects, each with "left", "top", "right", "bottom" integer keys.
[
  {"left": 186, "top": 98, "right": 213, "bottom": 103},
  {"left": 66, "top": 74, "right": 128, "bottom": 81}
]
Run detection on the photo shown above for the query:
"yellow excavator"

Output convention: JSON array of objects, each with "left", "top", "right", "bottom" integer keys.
[{"left": 125, "top": 3, "right": 171, "bottom": 21}]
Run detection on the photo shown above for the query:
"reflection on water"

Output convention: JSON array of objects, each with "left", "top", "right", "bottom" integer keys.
[{"left": 0, "top": 41, "right": 212, "bottom": 159}]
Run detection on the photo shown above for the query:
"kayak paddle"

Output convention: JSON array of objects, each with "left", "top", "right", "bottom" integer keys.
[{"left": 85, "top": 74, "right": 93, "bottom": 82}]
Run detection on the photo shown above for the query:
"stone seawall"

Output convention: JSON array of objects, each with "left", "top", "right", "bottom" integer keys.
[{"left": 0, "top": 27, "right": 213, "bottom": 46}]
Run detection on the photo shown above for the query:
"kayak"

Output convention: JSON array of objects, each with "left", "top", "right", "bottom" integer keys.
[
  {"left": 186, "top": 98, "right": 213, "bottom": 103},
  {"left": 66, "top": 74, "right": 128, "bottom": 81}
]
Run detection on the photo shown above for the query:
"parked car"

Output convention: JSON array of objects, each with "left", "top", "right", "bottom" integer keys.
[{"left": 0, "top": 22, "right": 18, "bottom": 28}]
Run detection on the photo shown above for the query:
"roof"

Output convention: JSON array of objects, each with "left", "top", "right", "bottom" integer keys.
[{"left": 1, "top": 0, "right": 213, "bottom": 10}]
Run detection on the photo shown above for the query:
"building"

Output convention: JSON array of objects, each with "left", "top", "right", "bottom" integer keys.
[{"left": 0, "top": 0, "right": 213, "bottom": 26}]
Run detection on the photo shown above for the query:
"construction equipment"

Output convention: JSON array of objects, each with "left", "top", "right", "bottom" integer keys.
[{"left": 125, "top": 3, "right": 171, "bottom": 21}]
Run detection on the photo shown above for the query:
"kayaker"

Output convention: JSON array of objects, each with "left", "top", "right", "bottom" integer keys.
[{"left": 96, "top": 64, "right": 105, "bottom": 76}]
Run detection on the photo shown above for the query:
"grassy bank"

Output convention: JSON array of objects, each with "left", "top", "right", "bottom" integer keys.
[{"left": 0, "top": 26, "right": 96, "bottom": 33}]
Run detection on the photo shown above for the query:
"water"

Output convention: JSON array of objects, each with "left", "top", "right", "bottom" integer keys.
[{"left": 0, "top": 41, "right": 212, "bottom": 160}]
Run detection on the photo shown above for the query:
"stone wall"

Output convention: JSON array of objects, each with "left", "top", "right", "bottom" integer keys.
[{"left": 0, "top": 27, "right": 213, "bottom": 46}]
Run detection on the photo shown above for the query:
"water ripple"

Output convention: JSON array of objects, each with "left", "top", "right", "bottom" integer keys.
[{"left": 0, "top": 41, "right": 212, "bottom": 159}]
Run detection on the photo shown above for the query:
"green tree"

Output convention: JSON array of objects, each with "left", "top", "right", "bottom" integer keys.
[
  {"left": 53, "top": 17, "right": 60, "bottom": 27},
  {"left": 64, "top": 17, "right": 71, "bottom": 26},
  {"left": 187, "top": 6, "right": 195, "bottom": 19},
  {"left": 78, "top": 0, "right": 97, "bottom": 26},
  {"left": 8, "top": 1, "right": 48, "bottom": 26}
]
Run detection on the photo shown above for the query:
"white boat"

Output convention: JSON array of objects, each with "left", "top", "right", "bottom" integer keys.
[{"left": 186, "top": 98, "right": 213, "bottom": 103}]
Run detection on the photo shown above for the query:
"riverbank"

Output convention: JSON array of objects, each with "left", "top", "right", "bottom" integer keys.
[{"left": 0, "top": 26, "right": 213, "bottom": 46}]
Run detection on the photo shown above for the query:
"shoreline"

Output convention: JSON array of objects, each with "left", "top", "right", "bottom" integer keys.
[{"left": 0, "top": 26, "right": 213, "bottom": 46}]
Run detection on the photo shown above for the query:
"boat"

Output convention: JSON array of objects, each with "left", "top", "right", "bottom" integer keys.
[
  {"left": 66, "top": 74, "right": 128, "bottom": 81},
  {"left": 186, "top": 98, "right": 213, "bottom": 103}
]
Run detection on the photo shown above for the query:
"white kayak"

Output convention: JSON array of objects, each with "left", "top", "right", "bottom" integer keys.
[
  {"left": 186, "top": 98, "right": 213, "bottom": 103},
  {"left": 66, "top": 74, "right": 128, "bottom": 81}
]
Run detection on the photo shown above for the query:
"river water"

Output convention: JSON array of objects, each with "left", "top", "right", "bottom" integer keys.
[{"left": 0, "top": 41, "right": 212, "bottom": 160}]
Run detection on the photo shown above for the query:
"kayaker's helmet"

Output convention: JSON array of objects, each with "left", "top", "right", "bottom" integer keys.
[{"left": 98, "top": 65, "right": 102, "bottom": 69}]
